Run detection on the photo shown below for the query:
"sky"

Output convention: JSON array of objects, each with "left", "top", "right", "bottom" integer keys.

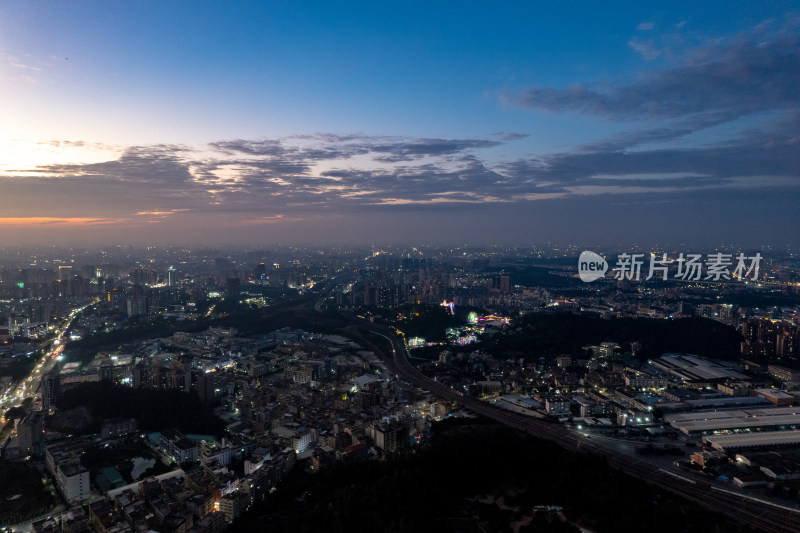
[{"left": 0, "top": 1, "right": 798, "bottom": 248}]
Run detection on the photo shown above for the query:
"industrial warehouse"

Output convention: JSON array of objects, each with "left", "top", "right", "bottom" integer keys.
[
  {"left": 651, "top": 353, "right": 750, "bottom": 382},
  {"left": 704, "top": 431, "right": 800, "bottom": 452},
  {"left": 665, "top": 406, "right": 800, "bottom": 436}
]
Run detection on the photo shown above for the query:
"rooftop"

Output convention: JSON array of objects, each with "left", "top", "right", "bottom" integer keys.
[
  {"left": 705, "top": 430, "right": 800, "bottom": 451},
  {"left": 653, "top": 354, "right": 749, "bottom": 382}
]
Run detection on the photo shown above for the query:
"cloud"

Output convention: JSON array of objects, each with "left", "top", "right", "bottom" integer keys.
[
  {"left": 1, "top": 52, "right": 41, "bottom": 72},
  {"left": 135, "top": 209, "right": 191, "bottom": 217},
  {"left": 0, "top": 145, "right": 205, "bottom": 219},
  {"left": 502, "top": 26, "right": 800, "bottom": 123},
  {"left": 489, "top": 19, "right": 800, "bottom": 207},
  {"left": 42, "top": 140, "right": 86, "bottom": 148},
  {"left": 0, "top": 217, "right": 120, "bottom": 226},
  {"left": 367, "top": 138, "right": 501, "bottom": 161},
  {"left": 10, "top": 62, "right": 40, "bottom": 71},
  {"left": 637, "top": 22, "right": 655, "bottom": 31},
  {"left": 208, "top": 135, "right": 500, "bottom": 164},
  {"left": 490, "top": 132, "right": 530, "bottom": 141},
  {"left": 0, "top": 133, "right": 517, "bottom": 219},
  {"left": 236, "top": 214, "right": 309, "bottom": 225},
  {"left": 209, "top": 139, "right": 286, "bottom": 157},
  {"left": 5, "top": 123, "right": 797, "bottom": 216},
  {"left": 1, "top": 93, "right": 797, "bottom": 225},
  {"left": 627, "top": 38, "right": 661, "bottom": 60}
]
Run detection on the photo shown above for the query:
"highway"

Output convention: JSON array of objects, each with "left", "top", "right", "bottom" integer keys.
[
  {"left": 0, "top": 300, "right": 97, "bottom": 414},
  {"left": 360, "top": 321, "right": 800, "bottom": 533}
]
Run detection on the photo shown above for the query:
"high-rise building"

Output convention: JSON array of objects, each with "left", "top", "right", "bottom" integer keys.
[
  {"left": 42, "top": 365, "right": 61, "bottom": 410},
  {"left": 127, "top": 297, "right": 147, "bottom": 317},
  {"left": 129, "top": 267, "right": 157, "bottom": 285},
  {"left": 255, "top": 263, "right": 266, "bottom": 280},
  {"left": 226, "top": 278, "right": 241, "bottom": 297},
  {"left": 371, "top": 421, "right": 409, "bottom": 453},
  {"left": 500, "top": 274, "right": 511, "bottom": 293},
  {"left": 57, "top": 265, "right": 73, "bottom": 282},
  {"left": 17, "top": 411, "right": 44, "bottom": 456},
  {"left": 218, "top": 492, "right": 249, "bottom": 523},
  {"left": 196, "top": 371, "right": 216, "bottom": 403}
]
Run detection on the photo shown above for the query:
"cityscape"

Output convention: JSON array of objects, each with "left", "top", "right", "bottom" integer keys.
[
  {"left": 0, "top": 245, "right": 798, "bottom": 532},
  {"left": 1, "top": 2, "right": 800, "bottom": 533}
]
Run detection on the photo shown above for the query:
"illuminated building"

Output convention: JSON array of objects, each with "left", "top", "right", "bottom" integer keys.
[
  {"left": 129, "top": 267, "right": 157, "bottom": 285},
  {"left": 99, "top": 418, "right": 137, "bottom": 439},
  {"left": 46, "top": 438, "right": 93, "bottom": 503},
  {"left": 768, "top": 364, "right": 800, "bottom": 382},
  {"left": 371, "top": 421, "right": 409, "bottom": 453},
  {"left": 160, "top": 428, "right": 199, "bottom": 463},
  {"left": 126, "top": 296, "right": 147, "bottom": 317},
  {"left": 255, "top": 263, "right": 266, "bottom": 280},
  {"left": 57, "top": 265, "right": 73, "bottom": 282},
  {"left": 544, "top": 397, "right": 571, "bottom": 416},
  {"left": 407, "top": 337, "right": 425, "bottom": 348},
  {"left": 218, "top": 492, "right": 249, "bottom": 523},
  {"left": 42, "top": 365, "right": 61, "bottom": 409},
  {"left": 16, "top": 410, "right": 44, "bottom": 456}
]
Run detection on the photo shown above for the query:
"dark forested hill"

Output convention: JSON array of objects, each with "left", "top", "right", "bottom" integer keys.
[
  {"left": 56, "top": 381, "right": 225, "bottom": 437},
  {"left": 481, "top": 313, "right": 742, "bottom": 360},
  {"left": 231, "top": 419, "right": 747, "bottom": 533}
]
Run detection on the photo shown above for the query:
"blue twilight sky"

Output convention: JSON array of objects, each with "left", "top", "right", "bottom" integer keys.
[{"left": 0, "top": 1, "right": 798, "bottom": 247}]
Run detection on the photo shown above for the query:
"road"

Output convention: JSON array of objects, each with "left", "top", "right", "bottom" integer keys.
[
  {"left": 1, "top": 300, "right": 97, "bottom": 414},
  {"left": 358, "top": 321, "right": 800, "bottom": 533}
]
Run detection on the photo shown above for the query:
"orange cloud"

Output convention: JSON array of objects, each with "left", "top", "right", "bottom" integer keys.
[
  {"left": 0, "top": 217, "right": 121, "bottom": 226},
  {"left": 237, "top": 215, "right": 308, "bottom": 226},
  {"left": 135, "top": 209, "right": 191, "bottom": 217}
]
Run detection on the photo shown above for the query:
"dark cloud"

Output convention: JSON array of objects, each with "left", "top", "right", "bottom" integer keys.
[
  {"left": 2, "top": 22, "right": 798, "bottom": 247},
  {"left": 287, "top": 133, "right": 365, "bottom": 143},
  {"left": 488, "top": 132, "right": 533, "bottom": 142},
  {"left": 503, "top": 30, "right": 800, "bottom": 123},
  {"left": 497, "top": 124, "right": 800, "bottom": 193},
  {"left": 482, "top": 21, "right": 800, "bottom": 207},
  {"left": 4, "top": 116, "right": 798, "bottom": 220},
  {"left": 574, "top": 113, "right": 728, "bottom": 152},
  {"left": 36, "top": 145, "right": 194, "bottom": 188},
  {"left": 367, "top": 138, "right": 501, "bottom": 162},
  {"left": 0, "top": 145, "right": 204, "bottom": 219},
  {"left": 209, "top": 139, "right": 286, "bottom": 157},
  {"left": 3, "top": 31, "right": 798, "bottom": 232},
  {"left": 209, "top": 135, "right": 499, "bottom": 164},
  {"left": 499, "top": 133, "right": 530, "bottom": 141}
]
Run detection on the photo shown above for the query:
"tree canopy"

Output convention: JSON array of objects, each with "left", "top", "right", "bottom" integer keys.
[
  {"left": 57, "top": 381, "right": 226, "bottom": 438},
  {"left": 481, "top": 313, "right": 742, "bottom": 360}
]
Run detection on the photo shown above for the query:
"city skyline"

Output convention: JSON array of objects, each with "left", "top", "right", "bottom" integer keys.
[{"left": 1, "top": 2, "right": 798, "bottom": 247}]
